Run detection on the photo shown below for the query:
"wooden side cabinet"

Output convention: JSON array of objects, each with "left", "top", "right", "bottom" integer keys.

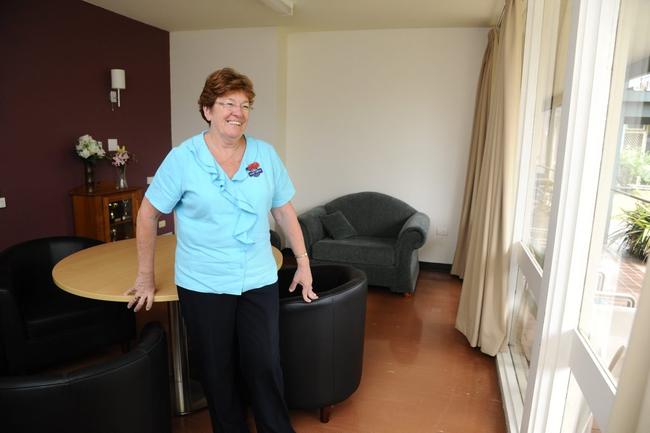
[{"left": 70, "top": 182, "right": 144, "bottom": 242}]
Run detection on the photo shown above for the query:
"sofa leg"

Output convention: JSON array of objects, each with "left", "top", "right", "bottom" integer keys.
[
  {"left": 320, "top": 405, "right": 332, "bottom": 423},
  {"left": 403, "top": 292, "right": 413, "bottom": 298}
]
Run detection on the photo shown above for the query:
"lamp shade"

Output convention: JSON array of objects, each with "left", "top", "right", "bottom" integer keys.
[{"left": 111, "top": 69, "right": 126, "bottom": 90}]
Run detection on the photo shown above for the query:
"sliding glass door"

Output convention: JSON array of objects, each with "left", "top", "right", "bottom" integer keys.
[
  {"left": 500, "top": 0, "right": 572, "bottom": 428},
  {"left": 558, "top": 0, "right": 649, "bottom": 430},
  {"left": 500, "top": 0, "right": 650, "bottom": 432}
]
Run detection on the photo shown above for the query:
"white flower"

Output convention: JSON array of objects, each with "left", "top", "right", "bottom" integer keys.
[{"left": 76, "top": 134, "right": 106, "bottom": 160}]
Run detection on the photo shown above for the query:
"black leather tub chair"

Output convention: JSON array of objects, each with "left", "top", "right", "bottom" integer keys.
[
  {"left": 0, "top": 236, "right": 135, "bottom": 374},
  {"left": 278, "top": 264, "right": 368, "bottom": 422},
  {"left": 0, "top": 322, "right": 171, "bottom": 433}
]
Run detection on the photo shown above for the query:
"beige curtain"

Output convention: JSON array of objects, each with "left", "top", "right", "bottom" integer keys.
[
  {"left": 450, "top": 30, "right": 495, "bottom": 279},
  {"left": 452, "top": 0, "right": 524, "bottom": 356}
]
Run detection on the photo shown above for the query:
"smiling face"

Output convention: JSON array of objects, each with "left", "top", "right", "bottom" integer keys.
[{"left": 203, "top": 91, "right": 251, "bottom": 144}]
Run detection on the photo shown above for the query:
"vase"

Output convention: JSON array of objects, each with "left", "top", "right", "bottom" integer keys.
[
  {"left": 84, "top": 160, "right": 95, "bottom": 193},
  {"left": 116, "top": 166, "right": 128, "bottom": 189}
]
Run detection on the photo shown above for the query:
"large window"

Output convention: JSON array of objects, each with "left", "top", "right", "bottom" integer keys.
[
  {"left": 561, "top": 1, "right": 650, "bottom": 430},
  {"left": 499, "top": 0, "right": 650, "bottom": 432},
  {"left": 522, "top": 0, "right": 570, "bottom": 267},
  {"left": 505, "top": 0, "right": 572, "bottom": 412}
]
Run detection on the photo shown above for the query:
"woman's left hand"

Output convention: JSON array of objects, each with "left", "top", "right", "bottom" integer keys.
[{"left": 288, "top": 265, "right": 318, "bottom": 303}]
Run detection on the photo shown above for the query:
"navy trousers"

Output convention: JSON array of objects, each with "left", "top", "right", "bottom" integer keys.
[{"left": 177, "top": 283, "right": 295, "bottom": 433}]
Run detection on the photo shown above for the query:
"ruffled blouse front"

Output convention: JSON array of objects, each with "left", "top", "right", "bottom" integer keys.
[
  {"left": 145, "top": 132, "right": 295, "bottom": 295},
  {"left": 190, "top": 134, "right": 258, "bottom": 245}
]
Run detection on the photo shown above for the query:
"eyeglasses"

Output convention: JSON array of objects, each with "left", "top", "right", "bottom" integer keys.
[{"left": 216, "top": 101, "right": 252, "bottom": 113}]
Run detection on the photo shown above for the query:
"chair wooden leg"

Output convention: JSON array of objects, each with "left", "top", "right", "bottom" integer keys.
[{"left": 320, "top": 405, "right": 332, "bottom": 423}]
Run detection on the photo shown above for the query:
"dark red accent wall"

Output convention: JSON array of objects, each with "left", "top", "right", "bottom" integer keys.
[{"left": 0, "top": 0, "right": 173, "bottom": 250}]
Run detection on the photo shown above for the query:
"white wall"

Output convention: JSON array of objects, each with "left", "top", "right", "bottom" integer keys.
[
  {"left": 286, "top": 28, "right": 487, "bottom": 264},
  {"left": 170, "top": 27, "right": 287, "bottom": 157},
  {"left": 170, "top": 27, "right": 487, "bottom": 264}
]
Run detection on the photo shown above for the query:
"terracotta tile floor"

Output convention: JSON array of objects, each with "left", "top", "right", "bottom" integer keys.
[
  {"left": 599, "top": 250, "right": 645, "bottom": 302},
  {"left": 172, "top": 269, "right": 506, "bottom": 433}
]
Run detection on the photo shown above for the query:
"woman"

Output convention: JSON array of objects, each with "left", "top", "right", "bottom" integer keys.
[{"left": 126, "top": 67, "right": 316, "bottom": 433}]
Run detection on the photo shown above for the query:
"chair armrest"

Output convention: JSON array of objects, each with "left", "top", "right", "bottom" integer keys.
[
  {"left": 0, "top": 287, "right": 23, "bottom": 331},
  {"left": 269, "top": 230, "right": 282, "bottom": 250},
  {"left": 595, "top": 291, "right": 637, "bottom": 307},
  {"left": 396, "top": 212, "right": 430, "bottom": 251},
  {"left": 0, "top": 286, "right": 27, "bottom": 374},
  {"left": 298, "top": 206, "right": 327, "bottom": 253}
]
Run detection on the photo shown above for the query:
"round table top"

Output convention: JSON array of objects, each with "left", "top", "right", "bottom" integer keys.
[{"left": 52, "top": 234, "right": 283, "bottom": 303}]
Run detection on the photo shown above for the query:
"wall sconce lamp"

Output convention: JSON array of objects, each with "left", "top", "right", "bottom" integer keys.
[
  {"left": 110, "top": 69, "right": 126, "bottom": 110},
  {"left": 258, "top": 0, "right": 293, "bottom": 16}
]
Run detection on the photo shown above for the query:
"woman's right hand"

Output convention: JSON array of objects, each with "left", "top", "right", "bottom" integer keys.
[
  {"left": 124, "top": 273, "right": 156, "bottom": 312},
  {"left": 128, "top": 198, "right": 162, "bottom": 312}
]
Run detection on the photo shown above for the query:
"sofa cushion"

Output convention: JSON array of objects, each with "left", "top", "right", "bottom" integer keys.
[
  {"left": 320, "top": 211, "right": 357, "bottom": 240},
  {"left": 312, "top": 236, "right": 395, "bottom": 266},
  {"left": 325, "top": 192, "right": 416, "bottom": 237}
]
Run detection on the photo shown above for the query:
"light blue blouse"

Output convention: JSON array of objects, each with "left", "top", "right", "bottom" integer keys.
[{"left": 145, "top": 133, "right": 295, "bottom": 295}]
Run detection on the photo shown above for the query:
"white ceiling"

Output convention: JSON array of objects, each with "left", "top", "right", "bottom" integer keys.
[{"left": 83, "top": 0, "right": 504, "bottom": 32}]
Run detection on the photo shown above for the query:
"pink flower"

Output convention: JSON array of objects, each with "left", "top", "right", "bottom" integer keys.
[{"left": 110, "top": 146, "right": 134, "bottom": 167}]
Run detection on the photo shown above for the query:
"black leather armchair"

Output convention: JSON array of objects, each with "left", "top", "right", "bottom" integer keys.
[
  {"left": 0, "top": 322, "right": 171, "bottom": 433},
  {"left": 0, "top": 236, "right": 135, "bottom": 374},
  {"left": 278, "top": 264, "right": 367, "bottom": 422}
]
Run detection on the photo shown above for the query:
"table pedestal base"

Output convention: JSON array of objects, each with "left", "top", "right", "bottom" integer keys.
[{"left": 168, "top": 301, "right": 207, "bottom": 415}]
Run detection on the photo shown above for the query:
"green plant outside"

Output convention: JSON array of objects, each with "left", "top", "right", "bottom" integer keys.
[
  {"left": 617, "top": 148, "right": 650, "bottom": 186},
  {"left": 609, "top": 201, "right": 650, "bottom": 261}
]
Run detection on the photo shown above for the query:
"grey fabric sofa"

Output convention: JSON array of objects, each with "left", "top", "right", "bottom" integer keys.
[{"left": 298, "top": 192, "right": 430, "bottom": 294}]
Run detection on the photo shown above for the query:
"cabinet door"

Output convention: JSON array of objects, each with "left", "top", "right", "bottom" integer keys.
[{"left": 102, "top": 192, "right": 140, "bottom": 241}]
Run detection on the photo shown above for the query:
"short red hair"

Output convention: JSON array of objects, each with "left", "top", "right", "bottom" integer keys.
[{"left": 198, "top": 67, "right": 256, "bottom": 124}]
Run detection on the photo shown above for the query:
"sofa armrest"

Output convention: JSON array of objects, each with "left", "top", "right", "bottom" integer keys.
[
  {"left": 396, "top": 212, "right": 430, "bottom": 251},
  {"left": 298, "top": 206, "right": 327, "bottom": 253}
]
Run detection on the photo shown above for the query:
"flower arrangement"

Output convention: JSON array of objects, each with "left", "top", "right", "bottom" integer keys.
[
  {"left": 110, "top": 146, "right": 134, "bottom": 167},
  {"left": 76, "top": 134, "right": 106, "bottom": 161},
  {"left": 110, "top": 146, "right": 135, "bottom": 189}
]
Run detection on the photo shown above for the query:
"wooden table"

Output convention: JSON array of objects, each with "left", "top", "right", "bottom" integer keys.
[{"left": 52, "top": 234, "right": 283, "bottom": 415}]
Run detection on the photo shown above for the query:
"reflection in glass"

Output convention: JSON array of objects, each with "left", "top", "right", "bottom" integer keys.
[
  {"left": 106, "top": 198, "right": 135, "bottom": 242},
  {"left": 122, "top": 199, "right": 131, "bottom": 220},
  {"left": 578, "top": 0, "right": 649, "bottom": 386},
  {"left": 561, "top": 374, "right": 601, "bottom": 433},
  {"left": 507, "top": 0, "right": 571, "bottom": 408},
  {"left": 509, "top": 269, "right": 537, "bottom": 397},
  {"left": 523, "top": 0, "right": 571, "bottom": 266}
]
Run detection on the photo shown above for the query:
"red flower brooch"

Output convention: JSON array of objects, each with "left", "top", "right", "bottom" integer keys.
[{"left": 246, "top": 162, "right": 263, "bottom": 177}]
